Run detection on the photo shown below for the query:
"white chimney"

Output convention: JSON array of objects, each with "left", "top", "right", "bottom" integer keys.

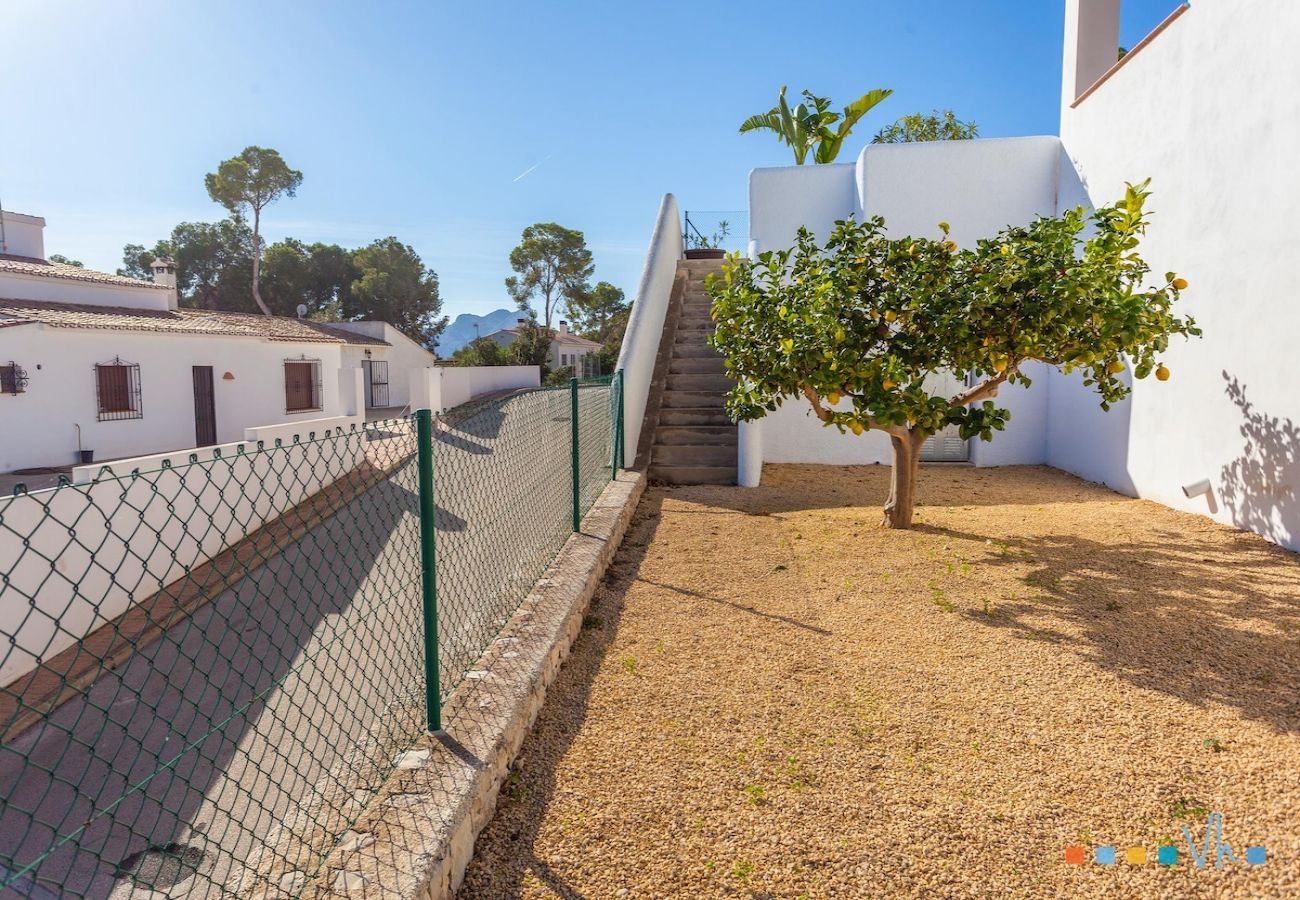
[
  {"left": 150, "top": 258, "right": 179, "bottom": 310},
  {"left": 558, "top": 319, "right": 569, "bottom": 336},
  {"left": 1062, "top": 0, "right": 1120, "bottom": 106},
  {"left": 0, "top": 210, "right": 46, "bottom": 259}
]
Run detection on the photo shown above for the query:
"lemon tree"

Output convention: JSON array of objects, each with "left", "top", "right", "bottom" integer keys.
[{"left": 709, "top": 181, "right": 1200, "bottom": 528}]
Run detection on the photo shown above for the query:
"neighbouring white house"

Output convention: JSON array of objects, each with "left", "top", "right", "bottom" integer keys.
[
  {"left": 485, "top": 318, "right": 603, "bottom": 373},
  {"left": 0, "top": 210, "right": 444, "bottom": 474},
  {"left": 618, "top": 0, "right": 1300, "bottom": 551}
]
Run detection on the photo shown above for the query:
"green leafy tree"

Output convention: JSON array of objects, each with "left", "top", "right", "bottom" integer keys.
[
  {"left": 204, "top": 146, "right": 303, "bottom": 316},
  {"left": 452, "top": 336, "right": 512, "bottom": 366},
  {"left": 506, "top": 223, "right": 594, "bottom": 332},
  {"left": 872, "top": 110, "right": 979, "bottom": 144},
  {"left": 710, "top": 181, "right": 1200, "bottom": 528},
  {"left": 505, "top": 313, "right": 553, "bottom": 370},
  {"left": 348, "top": 236, "right": 448, "bottom": 345},
  {"left": 120, "top": 218, "right": 254, "bottom": 311},
  {"left": 566, "top": 281, "right": 629, "bottom": 343},
  {"left": 740, "top": 86, "right": 894, "bottom": 164},
  {"left": 261, "top": 238, "right": 357, "bottom": 318},
  {"left": 48, "top": 254, "right": 83, "bottom": 267},
  {"left": 567, "top": 281, "right": 630, "bottom": 373}
]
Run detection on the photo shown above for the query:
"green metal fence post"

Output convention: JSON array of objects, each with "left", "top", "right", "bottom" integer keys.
[
  {"left": 415, "top": 408, "right": 443, "bottom": 732},
  {"left": 570, "top": 377, "right": 581, "bottom": 531}
]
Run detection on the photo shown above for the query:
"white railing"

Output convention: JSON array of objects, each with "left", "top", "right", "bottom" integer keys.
[{"left": 615, "top": 193, "right": 683, "bottom": 466}]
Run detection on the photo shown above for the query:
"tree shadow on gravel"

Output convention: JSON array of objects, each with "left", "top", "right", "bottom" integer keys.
[
  {"left": 456, "top": 492, "right": 669, "bottom": 898},
  {"left": 920, "top": 522, "right": 1300, "bottom": 733}
]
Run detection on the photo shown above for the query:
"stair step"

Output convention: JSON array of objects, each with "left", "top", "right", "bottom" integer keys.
[
  {"left": 649, "top": 464, "right": 738, "bottom": 485},
  {"left": 672, "top": 343, "right": 722, "bottom": 358},
  {"left": 669, "top": 357, "right": 726, "bottom": 375},
  {"left": 661, "top": 391, "right": 727, "bottom": 408},
  {"left": 675, "top": 321, "right": 716, "bottom": 334},
  {"left": 655, "top": 425, "right": 737, "bottom": 446},
  {"left": 652, "top": 443, "right": 737, "bottom": 466},
  {"left": 658, "top": 407, "right": 733, "bottom": 426},
  {"left": 668, "top": 373, "right": 732, "bottom": 392}
]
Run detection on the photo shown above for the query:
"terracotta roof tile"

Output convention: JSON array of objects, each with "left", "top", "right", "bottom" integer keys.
[
  {"left": 0, "top": 254, "right": 170, "bottom": 290},
  {"left": 0, "top": 298, "right": 390, "bottom": 345}
]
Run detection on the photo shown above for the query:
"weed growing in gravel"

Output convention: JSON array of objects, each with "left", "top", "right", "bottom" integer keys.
[
  {"left": 742, "top": 783, "right": 767, "bottom": 805},
  {"left": 621, "top": 656, "right": 637, "bottom": 674},
  {"left": 928, "top": 580, "right": 955, "bottom": 612},
  {"left": 1203, "top": 737, "right": 1225, "bottom": 753},
  {"left": 582, "top": 614, "right": 604, "bottom": 630},
  {"left": 703, "top": 859, "right": 716, "bottom": 876},
  {"left": 732, "top": 859, "right": 754, "bottom": 881},
  {"left": 1171, "top": 797, "right": 1209, "bottom": 820},
  {"left": 1105, "top": 600, "right": 1122, "bottom": 612}
]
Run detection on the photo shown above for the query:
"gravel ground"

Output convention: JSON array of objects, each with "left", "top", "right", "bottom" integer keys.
[{"left": 460, "top": 464, "right": 1300, "bottom": 899}]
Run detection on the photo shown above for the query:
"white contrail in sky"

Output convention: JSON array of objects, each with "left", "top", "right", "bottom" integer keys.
[{"left": 512, "top": 155, "right": 551, "bottom": 183}]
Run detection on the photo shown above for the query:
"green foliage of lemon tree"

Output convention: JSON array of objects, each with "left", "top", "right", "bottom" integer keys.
[{"left": 709, "top": 181, "right": 1200, "bottom": 528}]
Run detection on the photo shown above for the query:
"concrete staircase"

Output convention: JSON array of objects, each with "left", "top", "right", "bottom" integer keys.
[{"left": 647, "top": 259, "right": 737, "bottom": 484}]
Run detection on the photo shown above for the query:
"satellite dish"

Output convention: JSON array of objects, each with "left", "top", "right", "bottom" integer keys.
[{"left": 295, "top": 304, "right": 308, "bottom": 318}]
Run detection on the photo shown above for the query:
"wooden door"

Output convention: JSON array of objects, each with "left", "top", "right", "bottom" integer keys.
[{"left": 192, "top": 366, "right": 217, "bottom": 446}]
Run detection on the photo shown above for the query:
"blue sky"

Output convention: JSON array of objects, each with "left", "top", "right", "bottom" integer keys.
[{"left": 1, "top": 0, "right": 1179, "bottom": 322}]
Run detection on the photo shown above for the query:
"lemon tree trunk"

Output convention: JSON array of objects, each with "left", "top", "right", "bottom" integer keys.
[{"left": 882, "top": 430, "right": 926, "bottom": 529}]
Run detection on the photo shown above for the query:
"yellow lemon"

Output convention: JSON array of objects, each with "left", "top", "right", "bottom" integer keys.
[
  {"left": 883, "top": 379, "right": 898, "bottom": 390},
  {"left": 828, "top": 391, "right": 841, "bottom": 405},
  {"left": 850, "top": 421, "right": 864, "bottom": 436},
  {"left": 942, "top": 240, "right": 957, "bottom": 253},
  {"left": 1172, "top": 277, "right": 1188, "bottom": 290},
  {"left": 1106, "top": 360, "right": 1125, "bottom": 375},
  {"left": 884, "top": 310, "right": 897, "bottom": 323},
  {"left": 1155, "top": 365, "right": 1170, "bottom": 381}
]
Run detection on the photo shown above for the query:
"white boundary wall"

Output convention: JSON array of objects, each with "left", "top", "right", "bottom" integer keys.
[
  {"left": 408, "top": 365, "right": 541, "bottom": 414},
  {"left": 615, "top": 194, "right": 683, "bottom": 467}
]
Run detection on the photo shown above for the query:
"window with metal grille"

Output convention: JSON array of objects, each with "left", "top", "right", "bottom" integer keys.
[
  {"left": 284, "top": 357, "right": 322, "bottom": 412},
  {"left": 94, "top": 358, "right": 142, "bottom": 420},
  {"left": 0, "top": 361, "right": 28, "bottom": 395}
]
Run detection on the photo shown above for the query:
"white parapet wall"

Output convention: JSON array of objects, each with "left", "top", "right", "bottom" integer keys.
[
  {"left": 1, "top": 415, "right": 371, "bottom": 687},
  {"left": 409, "top": 365, "right": 541, "bottom": 414},
  {"left": 615, "top": 194, "right": 683, "bottom": 467}
]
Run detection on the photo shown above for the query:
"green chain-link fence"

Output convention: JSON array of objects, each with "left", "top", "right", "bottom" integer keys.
[{"left": 0, "top": 372, "right": 622, "bottom": 898}]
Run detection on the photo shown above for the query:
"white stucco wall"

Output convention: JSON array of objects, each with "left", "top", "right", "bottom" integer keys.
[
  {"left": 0, "top": 326, "right": 348, "bottom": 472},
  {"left": 1054, "top": 0, "right": 1300, "bottom": 549}
]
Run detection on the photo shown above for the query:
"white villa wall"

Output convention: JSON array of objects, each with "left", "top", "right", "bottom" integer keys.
[
  {"left": 0, "top": 326, "right": 350, "bottom": 472},
  {"left": 1053, "top": 0, "right": 1300, "bottom": 549},
  {"left": 616, "top": 193, "right": 683, "bottom": 466},
  {"left": 337, "top": 321, "right": 438, "bottom": 410}
]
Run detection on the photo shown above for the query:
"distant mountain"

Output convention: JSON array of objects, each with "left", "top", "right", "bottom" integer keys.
[{"left": 437, "top": 308, "right": 520, "bottom": 356}]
